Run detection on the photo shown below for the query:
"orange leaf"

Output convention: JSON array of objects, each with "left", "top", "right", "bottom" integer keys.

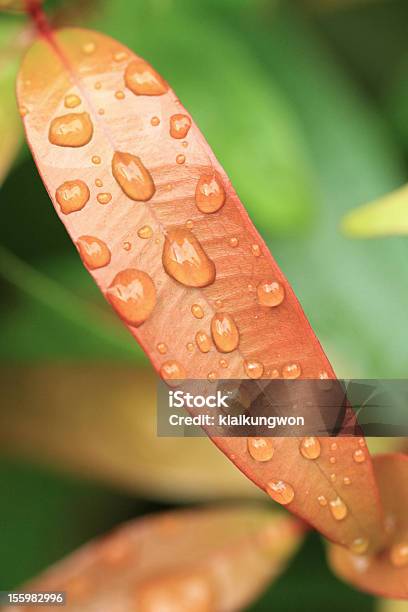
[
  {"left": 328, "top": 454, "right": 408, "bottom": 599},
  {"left": 17, "top": 27, "right": 385, "bottom": 551},
  {"left": 2, "top": 505, "right": 303, "bottom": 611}
]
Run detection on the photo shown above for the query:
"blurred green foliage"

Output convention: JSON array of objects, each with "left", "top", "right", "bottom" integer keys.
[{"left": 1, "top": 0, "right": 408, "bottom": 609}]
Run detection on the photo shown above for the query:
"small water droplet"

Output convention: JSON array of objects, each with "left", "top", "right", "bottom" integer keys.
[
  {"left": 176, "top": 154, "right": 186, "bottom": 165},
  {"left": 330, "top": 473, "right": 336, "bottom": 482},
  {"left": 115, "top": 90, "right": 125, "bottom": 100},
  {"left": 19, "top": 105, "right": 28, "bottom": 117},
  {"left": 113, "top": 50, "right": 128, "bottom": 62},
  {"left": 229, "top": 237, "right": 239, "bottom": 248},
  {"left": 252, "top": 244, "right": 261, "bottom": 257},
  {"left": 97, "top": 192, "right": 112, "bottom": 205},
  {"left": 182, "top": 140, "right": 188, "bottom": 148},
  {"left": 95, "top": 178, "right": 103, "bottom": 187},
  {"left": 329, "top": 497, "right": 348, "bottom": 521},
  {"left": 56, "top": 180, "right": 90, "bottom": 214},
  {"left": 76, "top": 235, "right": 111, "bottom": 269},
  {"left": 94, "top": 81, "right": 102, "bottom": 90},
  {"left": 170, "top": 114, "right": 191, "bottom": 139},
  {"left": 215, "top": 299, "right": 223, "bottom": 309},
  {"left": 125, "top": 59, "right": 168, "bottom": 96},
  {"left": 92, "top": 155, "right": 101, "bottom": 164},
  {"left": 300, "top": 437, "right": 321, "bottom": 460},
  {"left": 112, "top": 151, "right": 155, "bottom": 201},
  {"left": 282, "top": 363, "right": 301, "bottom": 379},
  {"left": 219, "top": 358, "right": 228, "bottom": 368},
  {"left": 330, "top": 442, "right": 338, "bottom": 451},
  {"left": 123, "top": 241, "right": 132, "bottom": 251},
  {"left": 318, "top": 495, "right": 327, "bottom": 507},
  {"left": 186, "top": 219, "right": 194, "bottom": 230},
  {"left": 186, "top": 342, "right": 195, "bottom": 352},
  {"left": 162, "top": 228, "right": 216, "bottom": 287},
  {"left": 358, "top": 438, "right": 365, "bottom": 447},
  {"left": 211, "top": 313, "right": 239, "bottom": 353},
  {"left": 329, "top": 456, "right": 336, "bottom": 464},
  {"left": 343, "top": 476, "right": 351, "bottom": 485},
  {"left": 195, "top": 172, "right": 225, "bottom": 214},
  {"left": 389, "top": 542, "right": 408, "bottom": 568},
  {"left": 106, "top": 269, "right": 156, "bottom": 327},
  {"left": 98, "top": 108, "right": 105, "bottom": 115},
  {"left": 138, "top": 225, "right": 153, "bottom": 239},
  {"left": 207, "top": 371, "right": 216, "bottom": 382},
  {"left": 191, "top": 304, "right": 204, "bottom": 319},
  {"left": 266, "top": 480, "right": 295, "bottom": 505},
  {"left": 151, "top": 116, "right": 160, "bottom": 126},
  {"left": 247, "top": 437, "right": 274, "bottom": 462},
  {"left": 49, "top": 112, "right": 93, "bottom": 147},
  {"left": 157, "top": 343, "right": 168, "bottom": 355},
  {"left": 257, "top": 280, "right": 285, "bottom": 307},
  {"left": 196, "top": 331, "right": 211, "bottom": 353},
  {"left": 353, "top": 449, "right": 366, "bottom": 463},
  {"left": 82, "top": 41, "right": 96, "bottom": 54},
  {"left": 64, "top": 94, "right": 81, "bottom": 109},
  {"left": 244, "top": 359, "right": 264, "bottom": 379},
  {"left": 161, "top": 360, "right": 185, "bottom": 381},
  {"left": 350, "top": 537, "right": 369, "bottom": 555}
]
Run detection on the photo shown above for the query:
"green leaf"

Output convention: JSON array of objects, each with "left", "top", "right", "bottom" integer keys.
[{"left": 342, "top": 184, "right": 408, "bottom": 237}]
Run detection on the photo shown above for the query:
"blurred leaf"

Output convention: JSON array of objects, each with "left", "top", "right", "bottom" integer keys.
[
  {"left": 342, "top": 183, "right": 408, "bottom": 237},
  {"left": 5, "top": 505, "right": 303, "bottom": 612},
  {"left": 0, "top": 247, "right": 144, "bottom": 361},
  {"left": 225, "top": 2, "right": 407, "bottom": 378},
  {"left": 328, "top": 454, "right": 408, "bottom": 599},
  {"left": 0, "top": 364, "right": 258, "bottom": 501},
  {"left": 377, "top": 598, "right": 408, "bottom": 612},
  {"left": 386, "top": 54, "right": 408, "bottom": 151},
  {"left": 91, "top": 0, "right": 317, "bottom": 236}
]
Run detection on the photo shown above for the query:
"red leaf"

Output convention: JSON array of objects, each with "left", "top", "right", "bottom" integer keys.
[
  {"left": 17, "top": 27, "right": 386, "bottom": 551},
  {"left": 328, "top": 454, "right": 408, "bottom": 599},
  {"left": 2, "top": 506, "right": 304, "bottom": 612}
]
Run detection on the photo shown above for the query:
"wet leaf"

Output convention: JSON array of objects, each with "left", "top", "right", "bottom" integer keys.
[
  {"left": 18, "top": 27, "right": 385, "bottom": 552},
  {"left": 341, "top": 184, "right": 408, "bottom": 237},
  {"left": 0, "top": 364, "right": 258, "bottom": 501},
  {"left": 328, "top": 454, "right": 408, "bottom": 599},
  {"left": 3, "top": 505, "right": 304, "bottom": 612}
]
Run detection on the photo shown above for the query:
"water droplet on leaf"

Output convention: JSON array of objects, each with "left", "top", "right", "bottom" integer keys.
[
  {"left": 55, "top": 180, "right": 90, "bottom": 214},
  {"left": 196, "top": 331, "right": 211, "bottom": 353},
  {"left": 211, "top": 313, "right": 239, "bottom": 353},
  {"left": 49, "top": 112, "right": 93, "bottom": 147},
  {"left": 170, "top": 114, "right": 191, "bottom": 139},
  {"left": 112, "top": 152, "right": 155, "bottom": 201},
  {"left": 76, "top": 236, "right": 111, "bottom": 269},
  {"left": 329, "top": 497, "right": 348, "bottom": 521},
  {"left": 244, "top": 359, "right": 264, "bottom": 379},
  {"left": 162, "top": 228, "right": 216, "bottom": 287},
  {"left": 125, "top": 59, "right": 168, "bottom": 96},
  {"left": 138, "top": 225, "right": 153, "bottom": 239},
  {"left": 106, "top": 269, "right": 156, "bottom": 327},
  {"left": 257, "top": 280, "right": 285, "bottom": 307},
  {"left": 247, "top": 437, "right": 274, "bottom": 462},
  {"left": 195, "top": 172, "right": 225, "bottom": 214},
  {"left": 300, "top": 437, "right": 321, "bottom": 460},
  {"left": 282, "top": 363, "right": 301, "bottom": 379},
  {"left": 97, "top": 192, "right": 112, "bottom": 205},
  {"left": 266, "top": 480, "right": 295, "bottom": 505},
  {"left": 64, "top": 94, "right": 81, "bottom": 109},
  {"left": 191, "top": 304, "right": 204, "bottom": 319}
]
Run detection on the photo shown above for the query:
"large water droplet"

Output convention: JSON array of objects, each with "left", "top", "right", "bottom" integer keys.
[
  {"left": 160, "top": 360, "right": 186, "bottom": 381},
  {"left": 282, "top": 363, "right": 301, "bottom": 379},
  {"left": 64, "top": 94, "right": 81, "bottom": 109},
  {"left": 125, "top": 59, "right": 168, "bottom": 96},
  {"left": 170, "top": 114, "right": 191, "bottom": 139},
  {"left": 211, "top": 313, "right": 239, "bottom": 353},
  {"left": 162, "top": 228, "right": 216, "bottom": 287},
  {"left": 195, "top": 172, "right": 226, "bottom": 214},
  {"left": 195, "top": 331, "right": 211, "bottom": 353},
  {"left": 300, "top": 437, "right": 321, "bottom": 460},
  {"left": 112, "top": 152, "right": 155, "bottom": 202},
  {"left": 244, "top": 359, "right": 264, "bottom": 379},
  {"left": 55, "top": 180, "right": 90, "bottom": 214},
  {"left": 329, "top": 497, "right": 348, "bottom": 521},
  {"left": 76, "top": 235, "right": 111, "bottom": 269},
  {"left": 49, "top": 112, "right": 93, "bottom": 147},
  {"left": 247, "top": 437, "right": 274, "bottom": 462},
  {"left": 389, "top": 542, "right": 408, "bottom": 567},
  {"left": 257, "top": 280, "right": 285, "bottom": 307},
  {"left": 266, "top": 480, "right": 295, "bottom": 505},
  {"left": 106, "top": 269, "right": 156, "bottom": 327}
]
